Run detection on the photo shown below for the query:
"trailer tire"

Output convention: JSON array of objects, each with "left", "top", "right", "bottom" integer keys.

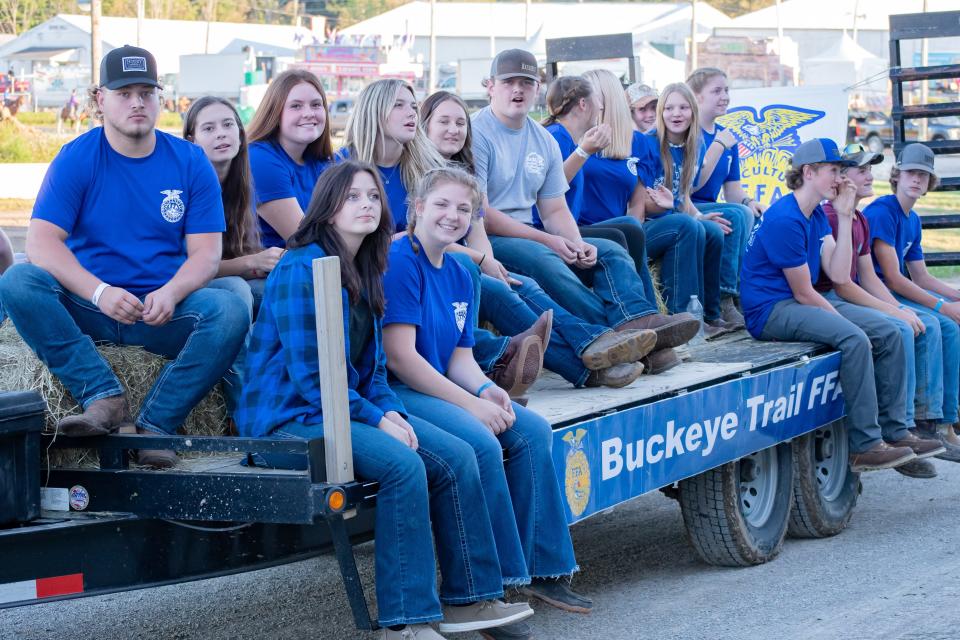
[
  {"left": 678, "top": 443, "right": 793, "bottom": 567},
  {"left": 788, "top": 420, "right": 860, "bottom": 538}
]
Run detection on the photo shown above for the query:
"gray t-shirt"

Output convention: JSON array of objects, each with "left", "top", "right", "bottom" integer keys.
[{"left": 471, "top": 106, "right": 569, "bottom": 225}]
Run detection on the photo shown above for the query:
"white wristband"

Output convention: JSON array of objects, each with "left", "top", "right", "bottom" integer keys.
[
  {"left": 573, "top": 146, "right": 590, "bottom": 159},
  {"left": 91, "top": 283, "right": 111, "bottom": 307}
]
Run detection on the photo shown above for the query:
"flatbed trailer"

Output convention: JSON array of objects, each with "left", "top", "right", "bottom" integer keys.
[{"left": 0, "top": 331, "right": 851, "bottom": 630}]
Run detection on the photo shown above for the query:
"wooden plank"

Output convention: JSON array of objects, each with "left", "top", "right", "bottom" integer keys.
[{"left": 313, "top": 257, "right": 354, "bottom": 484}]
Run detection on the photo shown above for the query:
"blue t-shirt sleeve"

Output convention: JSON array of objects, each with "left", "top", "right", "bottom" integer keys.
[
  {"left": 863, "top": 200, "right": 897, "bottom": 248},
  {"left": 382, "top": 249, "right": 424, "bottom": 328},
  {"left": 634, "top": 134, "right": 659, "bottom": 187},
  {"left": 765, "top": 214, "right": 810, "bottom": 270},
  {"left": 906, "top": 216, "right": 924, "bottom": 262},
  {"left": 31, "top": 144, "right": 88, "bottom": 234},
  {"left": 250, "top": 143, "right": 296, "bottom": 206},
  {"left": 185, "top": 149, "right": 226, "bottom": 234}
]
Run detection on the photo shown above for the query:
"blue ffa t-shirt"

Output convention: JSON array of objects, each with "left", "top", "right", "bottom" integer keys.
[
  {"left": 335, "top": 148, "right": 409, "bottom": 233},
  {"left": 691, "top": 125, "right": 740, "bottom": 204},
  {"left": 639, "top": 133, "right": 704, "bottom": 213},
  {"left": 863, "top": 194, "right": 924, "bottom": 279},
  {"left": 739, "top": 193, "right": 832, "bottom": 338},
  {"left": 535, "top": 123, "right": 583, "bottom": 225},
  {"left": 578, "top": 131, "right": 650, "bottom": 225},
  {"left": 32, "top": 128, "right": 224, "bottom": 297},
  {"left": 383, "top": 236, "right": 475, "bottom": 375},
  {"left": 249, "top": 139, "right": 329, "bottom": 248}
]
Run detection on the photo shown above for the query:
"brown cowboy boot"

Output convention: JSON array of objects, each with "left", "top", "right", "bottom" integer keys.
[{"left": 57, "top": 394, "right": 133, "bottom": 437}]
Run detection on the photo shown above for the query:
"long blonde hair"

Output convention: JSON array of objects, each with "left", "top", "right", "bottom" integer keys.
[
  {"left": 582, "top": 69, "right": 633, "bottom": 159},
  {"left": 344, "top": 79, "right": 444, "bottom": 202},
  {"left": 655, "top": 82, "right": 701, "bottom": 199},
  {"left": 406, "top": 166, "right": 483, "bottom": 252}
]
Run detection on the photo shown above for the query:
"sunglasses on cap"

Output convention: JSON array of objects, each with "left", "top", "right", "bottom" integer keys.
[{"left": 843, "top": 143, "right": 866, "bottom": 155}]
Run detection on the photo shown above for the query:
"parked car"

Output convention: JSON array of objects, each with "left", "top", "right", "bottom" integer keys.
[
  {"left": 848, "top": 110, "right": 960, "bottom": 153},
  {"left": 327, "top": 98, "right": 354, "bottom": 136}
]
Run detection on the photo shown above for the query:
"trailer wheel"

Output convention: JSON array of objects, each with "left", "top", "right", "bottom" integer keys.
[
  {"left": 788, "top": 420, "right": 860, "bottom": 538},
  {"left": 678, "top": 443, "right": 793, "bottom": 567}
]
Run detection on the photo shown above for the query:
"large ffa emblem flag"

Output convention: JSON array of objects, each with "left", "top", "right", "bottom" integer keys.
[
  {"left": 562, "top": 428, "right": 590, "bottom": 517},
  {"left": 718, "top": 105, "right": 825, "bottom": 206}
]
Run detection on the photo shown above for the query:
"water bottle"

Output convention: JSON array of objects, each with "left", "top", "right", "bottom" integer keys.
[{"left": 686, "top": 295, "right": 706, "bottom": 345}]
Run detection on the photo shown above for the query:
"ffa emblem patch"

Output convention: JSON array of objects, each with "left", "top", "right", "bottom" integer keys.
[
  {"left": 562, "top": 428, "right": 590, "bottom": 517},
  {"left": 717, "top": 105, "right": 825, "bottom": 206},
  {"left": 452, "top": 302, "right": 468, "bottom": 332},
  {"left": 524, "top": 152, "right": 545, "bottom": 176},
  {"left": 626, "top": 157, "right": 639, "bottom": 176},
  {"left": 160, "top": 189, "right": 185, "bottom": 223}
]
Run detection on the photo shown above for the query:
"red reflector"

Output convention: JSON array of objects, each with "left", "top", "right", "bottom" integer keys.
[{"left": 35, "top": 573, "right": 83, "bottom": 598}]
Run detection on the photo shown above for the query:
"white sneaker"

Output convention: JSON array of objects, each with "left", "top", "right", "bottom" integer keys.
[
  {"left": 381, "top": 624, "right": 448, "bottom": 639},
  {"left": 438, "top": 599, "right": 534, "bottom": 633}
]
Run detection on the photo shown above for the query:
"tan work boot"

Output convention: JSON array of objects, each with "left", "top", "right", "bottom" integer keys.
[
  {"left": 704, "top": 318, "right": 736, "bottom": 341},
  {"left": 640, "top": 347, "right": 681, "bottom": 375},
  {"left": 438, "top": 600, "right": 533, "bottom": 634},
  {"left": 885, "top": 431, "right": 946, "bottom": 459},
  {"left": 57, "top": 394, "right": 133, "bottom": 437},
  {"left": 580, "top": 329, "right": 656, "bottom": 370},
  {"left": 615, "top": 312, "right": 700, "bottom": 350},
  {"left": 490, "top": 335, "right": 543, "bottom": 398},
  {"left": 720, "top": 296, "right": 746, "bottom": 330},
  {"left": 585, "top": 361, "right": 644, "bottom": 388},
  {"left": 849, "top": 441, "right": 916, "bottom": 472}
]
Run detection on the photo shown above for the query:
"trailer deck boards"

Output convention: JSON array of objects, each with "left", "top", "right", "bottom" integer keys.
[{"left": 527, "top": 333, "right": 823, "bottom": 427}]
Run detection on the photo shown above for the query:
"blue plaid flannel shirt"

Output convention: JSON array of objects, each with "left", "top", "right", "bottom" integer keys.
[{"left": 235, "top": 243, "right": 405, "bottom": 438}]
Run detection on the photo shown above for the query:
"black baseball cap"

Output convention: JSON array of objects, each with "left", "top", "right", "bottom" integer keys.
[
  {"left": 490, "top": 49, "right": 539, "bottom": 82},
  {"left": 99, "top": 45, "right": 161, "bottom": 90}
]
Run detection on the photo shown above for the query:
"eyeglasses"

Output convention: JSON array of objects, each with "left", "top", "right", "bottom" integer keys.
[{"left": 843, "top": 143, "right": 866, "bottom": 155}]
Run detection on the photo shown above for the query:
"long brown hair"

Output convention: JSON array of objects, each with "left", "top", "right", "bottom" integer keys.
[
  {"left": 246, "top": 69, "right": 333, "bottom": 162},
  {"left": 288, "top": 161, "right": 392, "bottom": 315},
  {"left": 655, "top": 83, "right": 701, "bottom": 201},
  {"left": 419, "top": 90, "right": 476, "bottom": 174},
  {"left": 183, "top": 96, "right": 260, "bottom": 260}
]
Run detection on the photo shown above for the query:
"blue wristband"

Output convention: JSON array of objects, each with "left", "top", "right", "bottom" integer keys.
[
  {"left": 475, "top": 381, "right": 495, "bottom": 397},
  {"left": 934, "top": 299, "right": 945, "bottom": 313}
]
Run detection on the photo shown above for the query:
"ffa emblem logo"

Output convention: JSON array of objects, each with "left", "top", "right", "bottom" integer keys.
[
  {"left": 562, "top": 428, "right": 590, "bottom": 517},
  {"left": 452, "top": 302, "right": 468, "bottom": 333},
  {"left": 160, "top": 189, "right": 185, "bottom": 223},
  {"left": 717, "top": 105, "right": 824, "bottom": 206},
  {"left": 626, "top": 157, "right": 639, "bottom": 177},
  {"left": 524, "top": 152, "right": 545, "bottom": 176}
]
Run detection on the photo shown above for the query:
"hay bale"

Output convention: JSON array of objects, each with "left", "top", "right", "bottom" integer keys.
[
  {"left": 0, "top": 323, "right": 228, "bottom": 467},
  {"left": 647, "top": 261, "right": 669, "bottom": 315}
]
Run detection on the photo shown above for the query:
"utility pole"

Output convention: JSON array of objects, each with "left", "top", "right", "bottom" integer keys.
[
  {"left": 690, "top": 0, "right": 698, "bottom": 73},
  {"left": 429, "top": 0, "right": 437, "bottom": 93},
  {"left": 91, "top": 0, "right": 102, "bottom": 86},
  {"left": 919, "top": 0, "right": 929, "bottom": 142},
  {"left": 291, "top": 0, "right": 299, "bottom": 27},
  {"left": 204, "top": 0, "right": 216, "bottom": 55},
  {"left": 136, "top": 0, "right": 144, "bottom": 46}
]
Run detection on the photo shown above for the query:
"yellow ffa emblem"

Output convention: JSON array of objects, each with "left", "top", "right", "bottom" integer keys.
[
  {"left": 562, "top": 428, "right": 590, "bottom": 517},
  {"left": 717, "top": 105, "right": 824, "bottom": 206}
]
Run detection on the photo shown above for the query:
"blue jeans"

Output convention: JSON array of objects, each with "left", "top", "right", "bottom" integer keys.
[
  {"left": 897, "top": 294, "right": 958, "bottom": 424},
  {"left": 489, "top": 235, "right": 657, "bottom": 329},
  {"left": 645, "top": 213, "right": 720, "bottom": 317},
  {"left": 477, "top": 273, "right": 608, "bottom": 387},
  {"left": 207, "top": 275, "right": 266, "bottom": 417},
  {"left": 581, "top": 216, "right": 658, "bottom": 302},
  {"left": 273, "top": 417, "right": 504, "bottom": 626},
  {"left": 395, "top": 387, "right": 578, "bottom": 579},
  {"left": 694, "top": 202, "right": 752, "bottom": 298},
  {"left": 0, "top": 263, "right": 248, "bottom": 434}
]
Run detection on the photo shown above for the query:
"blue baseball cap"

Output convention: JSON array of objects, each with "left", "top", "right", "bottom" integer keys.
[{"left": 790, "top": 138, "right": 855, "bottom": 169}]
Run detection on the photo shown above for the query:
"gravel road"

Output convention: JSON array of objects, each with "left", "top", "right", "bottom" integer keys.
[{"left": 5, "top": 459, "right": 960, "bottom": 640}]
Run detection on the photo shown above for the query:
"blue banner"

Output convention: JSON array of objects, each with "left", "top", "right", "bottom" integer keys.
[{"left": 553, "top": 353, "right": 845, "bottom": 524}]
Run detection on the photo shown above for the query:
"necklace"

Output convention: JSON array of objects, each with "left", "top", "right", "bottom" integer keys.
[{"left": 380, "top": 164, "right": 400, "bottom": 185}]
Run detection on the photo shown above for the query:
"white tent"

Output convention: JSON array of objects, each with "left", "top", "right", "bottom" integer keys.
[{"left": 801, "top": 33, "right": 887, "bottom": 89}]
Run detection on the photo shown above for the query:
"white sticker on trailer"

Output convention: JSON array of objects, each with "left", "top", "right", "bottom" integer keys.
[
  {"left": 0, "top": 580, "right": 36, "bottom": 604},
  {"left": 40, "top": 487, "right": 70, "bottom": 511}
]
